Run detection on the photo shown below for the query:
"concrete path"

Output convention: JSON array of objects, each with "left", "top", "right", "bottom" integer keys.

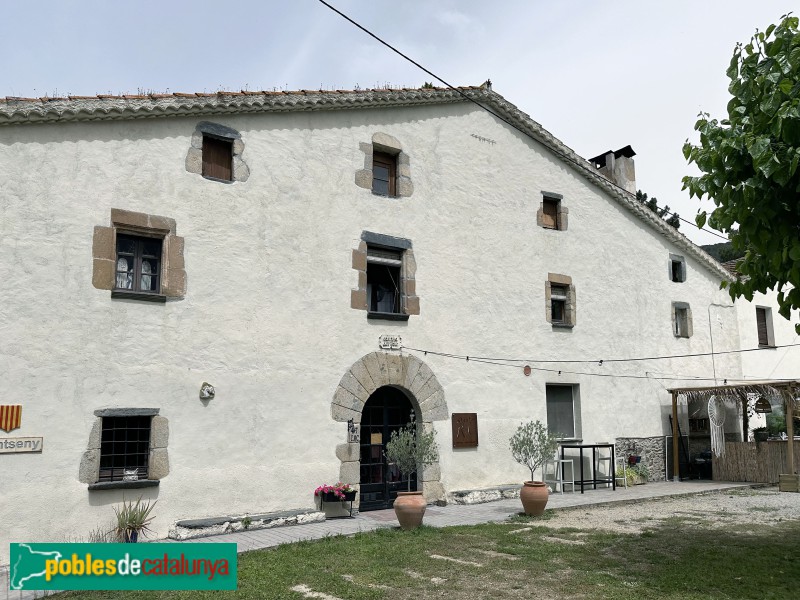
[
  {"left": 179, "top": 480, "right": 755, "bottom": 553},
  {"left": 0, "top": 481, "right": 757, "bottom": 599}
]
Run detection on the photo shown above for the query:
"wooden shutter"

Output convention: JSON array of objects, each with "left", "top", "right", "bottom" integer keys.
[
  {"left": 756, "top": 307, "right": 769, "bottom": 346},
  {"left": 542, "top": 198, "right": 558, "bottom": 228},
  {"left": 202, "top": 136, "right": 233, "bottom": 181}
]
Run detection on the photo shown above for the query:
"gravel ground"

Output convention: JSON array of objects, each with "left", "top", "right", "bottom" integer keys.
[{"left": 536, "top": 487, "right": 800, "bottom": 534}]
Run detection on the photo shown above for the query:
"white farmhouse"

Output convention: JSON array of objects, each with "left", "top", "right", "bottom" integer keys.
[{"left": 0, "top": 84, "right": 796, "bottom": 559}]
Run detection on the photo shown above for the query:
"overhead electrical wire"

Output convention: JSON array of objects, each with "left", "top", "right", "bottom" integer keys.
[{"left": 316, "top": 0, "right": 730, "bottom": 242}]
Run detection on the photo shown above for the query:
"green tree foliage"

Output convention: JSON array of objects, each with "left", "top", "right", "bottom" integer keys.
[
  {"left": 683, "top": 15, "right": 800, "bottom": 332},
  {"left": 509, "top": 420, "right": 561, "bottom": 482},
  {"left": 636, "top": 190, "right": 680, "bottom": 229},
  {"left": 384, "top": 417, "right": 439, "bottom": 491}
]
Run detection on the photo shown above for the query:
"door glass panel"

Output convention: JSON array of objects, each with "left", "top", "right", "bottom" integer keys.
[{"left": 359, "top": 387, "right": 414, "bottom": 510}]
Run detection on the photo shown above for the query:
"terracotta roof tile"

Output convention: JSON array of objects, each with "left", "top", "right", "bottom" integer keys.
[{"left": 0, "top": 85, "right": 501, "bottom": 106}]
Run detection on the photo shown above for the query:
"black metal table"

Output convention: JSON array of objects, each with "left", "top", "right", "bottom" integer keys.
[{"left": 560, "top": 444, "right": 616, "bottom": 493}]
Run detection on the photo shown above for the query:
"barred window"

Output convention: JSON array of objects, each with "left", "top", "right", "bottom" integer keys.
[{"left": 98, "top": 416, "right": 152, "bottom": 482}]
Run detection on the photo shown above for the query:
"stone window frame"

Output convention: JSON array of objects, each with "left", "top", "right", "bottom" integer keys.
[
  {"left": 537, "top": 191, "right": 569, "bottom": 231},
  {"left": 92, "top": 208, "right": 186, "bottom": 302},
  {"left": 355, "top": 132, "right": 414, "bottom": 198},
  {"left": 79, "top": 408, "right": 169, "bottom": 491},
  {"left": 672, "top": 301, "right": 693, "bottom": 338},
  {"left": 351, "top": 231, "right": 419, "bottom": 320},
  {"left": 185, "top": 121, "right": 250, "bottom": 184},
  {"left": 545, "top": 273, "right": 576, "bottom": 328},
  {"left": 545, "top": 383, "right": 582, "bottom": 441},
  {"left": 669, "top": 254, "right": 687, "bottom": 283}
]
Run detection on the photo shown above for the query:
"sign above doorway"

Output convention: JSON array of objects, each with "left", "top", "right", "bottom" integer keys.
[{"left": 378, "top": 335, "right": 402, "bottom": 350}]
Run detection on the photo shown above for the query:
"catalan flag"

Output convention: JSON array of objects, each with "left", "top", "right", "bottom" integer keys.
[{"left": 0, "top": 405, "right": 22, "bottom": 432}]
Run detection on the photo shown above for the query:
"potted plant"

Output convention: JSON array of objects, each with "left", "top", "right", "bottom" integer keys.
[
  {"left": 384, "top": 417, "right": 439, "bottom": 530},
  {"left": 509, "top": 420, "right": 561, "bottom": 516},
  {"left": 314, "top": 482, "right": 357, "bottom": 503},
  {"left": 113, "top": 497, "right": 156, "bottom": 543},
  {"left": 616, "top": 463, "right": 649, "bottom": 486},
  {"left": 753, "top": 426, "right": 769, "bottom": 442}
]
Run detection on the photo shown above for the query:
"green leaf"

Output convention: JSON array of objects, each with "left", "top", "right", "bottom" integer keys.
[
  {"left": 695, "top": 212, "right": 707, "bottom": 229},
  {"left": 790, "top": 245, "right": 800, "bottom": 261}
]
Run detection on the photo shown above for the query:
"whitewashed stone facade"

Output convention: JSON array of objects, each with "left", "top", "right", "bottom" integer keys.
[{"left": 0, "top": 86, "right": 796, "bottom": 563}]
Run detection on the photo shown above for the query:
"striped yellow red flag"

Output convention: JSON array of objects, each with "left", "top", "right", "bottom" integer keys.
[{"left": 0, "top": 405, "right": 22, "bottom": 432}]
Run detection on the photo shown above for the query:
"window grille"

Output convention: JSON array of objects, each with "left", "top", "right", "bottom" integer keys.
[{"left": 98, "top": 416, "right": 152, "bottom": 482}]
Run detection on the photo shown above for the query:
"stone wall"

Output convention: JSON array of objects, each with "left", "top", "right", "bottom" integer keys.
[{"left": 616, "top": 437, "right": 666, "bottom": 482}]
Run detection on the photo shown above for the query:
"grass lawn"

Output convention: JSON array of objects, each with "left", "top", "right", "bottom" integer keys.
[{"left": 59, "top": 515, "right": 800, "bottom": 599}]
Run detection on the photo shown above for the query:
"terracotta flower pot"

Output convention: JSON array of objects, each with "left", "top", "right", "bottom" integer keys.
[
  {"left": 520, "top": 481, "right": 549, "bottom": 516},
  {"left": 393, "top": 491, "right": 427, "bottom": 530}
]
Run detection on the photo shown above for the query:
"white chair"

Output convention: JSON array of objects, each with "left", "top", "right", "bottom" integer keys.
[
  {"left": 543, "top": 456, "right": 575, "bottom": 494},
  {"left": 614, "top": 456, "right": 628, "bottom": 489}
]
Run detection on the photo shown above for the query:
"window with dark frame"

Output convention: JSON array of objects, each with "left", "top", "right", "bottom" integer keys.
[
  {"left": 674, "top": 306, "right": 690, "bottom": 337},
  {"left": 550, "top": 284, "right": 568, "bottom": 324},
  {"left": 541, "top": 197, "right": 559, "bottom": 229},
  {"left": 756, "top": 307, "right": 773, "bottom": 347},
  {"left": 366, "top": 246, "right": 403, "bottom": 315},
  {"left": 115, "top": 234, "right": 163, "bottom": 294},
  {"left": 98, "top": 416, "right": 152, "bottom": 482},
  {"left": 372, "top": 151, "right": 397, "bottom": 196},
  {"left": 202, "top": 135, "right": 233, "bottom": 181},
  {"left": 670, "top": 256, "right": 686, "bottom": 283},
  {"left": 546, "top": 385, "right": 576, "bottom": 439}
]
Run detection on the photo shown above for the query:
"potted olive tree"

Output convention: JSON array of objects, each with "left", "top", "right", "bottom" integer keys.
[
  {"left": 509, "top": 420, "right": 561, "bottom": 516},
  {"left": 384, "top": 417, "right": 439, "bottom": 530}
]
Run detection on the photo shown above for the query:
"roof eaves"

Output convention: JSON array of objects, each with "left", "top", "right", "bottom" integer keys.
[{"left": 0, "top": 87, "right": 478, "bottom": 126}]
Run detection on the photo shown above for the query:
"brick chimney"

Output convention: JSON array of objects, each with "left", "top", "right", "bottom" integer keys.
[{"left": 589, "top": 145, "right": 636, "bottom": 194}]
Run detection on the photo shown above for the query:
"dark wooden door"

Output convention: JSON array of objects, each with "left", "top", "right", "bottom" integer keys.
[{"left": 359, "top": 387, "right": 415, "bottom": 510}]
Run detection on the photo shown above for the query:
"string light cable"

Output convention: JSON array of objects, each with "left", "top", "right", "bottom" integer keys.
[
  {"left": 316, "top": 0, "right": 729, "bottom": 242},
  {"left": 402, "top": 347, "right": 798, "bottom": 384},
  {"left": 402, "top": 342, "right": 800, "bottom": 365}
]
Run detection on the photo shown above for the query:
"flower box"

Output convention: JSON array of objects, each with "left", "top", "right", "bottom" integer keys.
[
  {"left": 315, "top": 482, "right": 356, "bottom": 503},
  {"left": 322, "top": 491, "right": 356, "bottom": 502}
]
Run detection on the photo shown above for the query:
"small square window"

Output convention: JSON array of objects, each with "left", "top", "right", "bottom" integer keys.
[
  {"left": 669, "top": 255, "right": 686, "bottom": 283},
  {"left": 546, "top": 275, "right": 575, "bottom": 328},
  {"left": 115, "top": 234, "right": 163, "bottom": 294},
  {"left": 541, "top": 198, "right": 559, "bottom": 229},
  {"left": 756, "top": 307, "right": 775, "bottom": 347},
  {"left": 98, "top": 416, "right": 152, "bottom": 482},
  {"left": 673, "top": 303, "right": 692, "bottom": 338},
  {"left": 372, "top": 152, "right": 397, "bottom": 196},
  {"left": 202, "top": 135, "right": 233, "bottom": 181},
  {"left": 551, "top": 285, "right": 568, "bottom": 324},
  {"left": 367, "top": 246, "right": 403, "bottom": 315}
]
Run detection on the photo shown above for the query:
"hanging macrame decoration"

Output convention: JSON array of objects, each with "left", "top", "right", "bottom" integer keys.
[{"left": 708, "top": 395, "right": 726, "bottom": 457}]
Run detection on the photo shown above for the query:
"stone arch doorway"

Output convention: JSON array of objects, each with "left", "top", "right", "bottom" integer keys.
[
  {"left": 331, "top": 352, "right": 448, "bottom": 507},
  {"left": 359, "top": 386, "right": 414, "bottom": 510}
]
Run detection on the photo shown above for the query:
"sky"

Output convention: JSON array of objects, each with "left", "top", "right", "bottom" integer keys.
[{"left": 0, "top": 0, "right": 794, "bottom": 246}]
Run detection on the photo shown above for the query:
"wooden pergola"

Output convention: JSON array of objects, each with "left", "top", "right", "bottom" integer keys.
[{"left": 667, "top": 380, "right": 800, "bottom": 483}]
